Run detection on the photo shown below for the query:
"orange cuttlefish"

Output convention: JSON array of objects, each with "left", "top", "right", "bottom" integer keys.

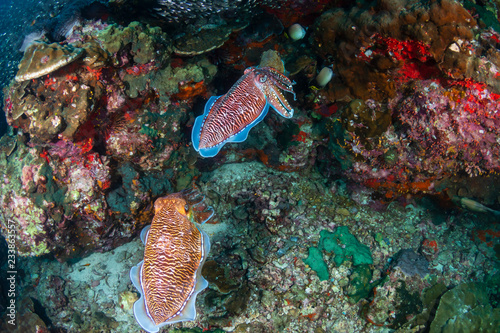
[{"left": 130, "top": 189, "right": 214, "bottom": 332}]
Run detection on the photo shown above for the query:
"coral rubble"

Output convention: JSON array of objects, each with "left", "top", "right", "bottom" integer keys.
[{"left": 8, "top": 161, "right": 499, "bottom": 332}]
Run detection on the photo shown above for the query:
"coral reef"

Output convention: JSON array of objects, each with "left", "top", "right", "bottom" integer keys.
[
  {"left": 0, "top": 297, "right": 48, "bottom": 332},
  {"left": 6, "top": 69, "right": 98, "bottom": 143},
  {"left": 312, "top": 0, "right": 479, "bottom": 100},
  {"left": 0, "top": 139, "right": 53, "bottom": 257},
  {"left": 429, "top": 282, "right": 500, "bottom": 332},
  {"left": 173, "top": 24, "right": 237, "bottom": 56},
  {"left": 95, "top": 21, "right": 170, "bottom": 65},
  {"left": 343, "top": 79, "right": 500, "bottom": 194},
  {"left": 0, "top": 0, "right": 499, "bottom": 332},
  {"left": 0, "top": 19, "right": 217, "bottom": 259},
  {"left": 8, "top": 161, "right": 499, "bottom": 332},
  {"left": 302, "top": 0, "right": 500, "bottom": 198},
  {"left": 15, "top": 42, "right": 84, "bottom": 82}
]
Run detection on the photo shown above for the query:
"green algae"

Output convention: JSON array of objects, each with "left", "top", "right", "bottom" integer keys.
[
  {"left": 320, "top": 227, "right": 373, "bottom": 266},
  {"left": 347, "top": 265, "right": 388, "bottom": 303},
  {"left": 303, "top": 247, "right": 329, "bottom": 281},
  {"left": 304, "top": 226, "right": 373, "bottom": 280}
]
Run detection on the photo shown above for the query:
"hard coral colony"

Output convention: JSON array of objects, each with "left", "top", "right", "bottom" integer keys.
[{"left": 0, "top": 0, "right": 499, "bottom": 332}]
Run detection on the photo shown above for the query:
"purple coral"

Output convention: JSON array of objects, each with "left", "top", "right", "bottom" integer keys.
[
  {"left": 345, "top": 79, "right": 500, "bottom": 189},
  {"left": 396, "top": 80, "right": 500, "bottom": 176}
]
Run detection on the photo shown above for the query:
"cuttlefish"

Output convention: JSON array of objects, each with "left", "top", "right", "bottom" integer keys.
[
  {"left": 130, "top": 189, "right": 214, "bottom": 332},
  {"left": 192, "top": 66, "right": 295, "bottom": 157}
]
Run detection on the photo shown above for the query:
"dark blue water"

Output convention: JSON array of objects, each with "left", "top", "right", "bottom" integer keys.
[{"left": 0, "top": 0, "right": 72, "bottom": 136}]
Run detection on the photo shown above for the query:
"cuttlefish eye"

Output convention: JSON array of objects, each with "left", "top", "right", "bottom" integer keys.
[
  {"left": 259, "top": 75, "right": 267, "bottom": 83},
  {"left": 173, "top": 201, "right": 189, "bottom": 215}
]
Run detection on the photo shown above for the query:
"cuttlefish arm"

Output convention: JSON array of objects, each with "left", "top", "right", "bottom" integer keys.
[{"left": 257, "top": 67, "right": 295, "bottom": 119}]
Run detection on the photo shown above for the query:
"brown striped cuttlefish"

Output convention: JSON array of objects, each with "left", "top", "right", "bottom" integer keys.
[
  {"left": 130, "top": 189, "right": 214, "bottom": 332},
  {"left": 191, "top": 66, "right": 295, "bottom": 157}
]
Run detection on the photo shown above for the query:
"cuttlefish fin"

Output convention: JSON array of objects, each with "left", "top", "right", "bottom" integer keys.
[
  {"left": 191, "top": 96, "right": 223, "bottom": 158},
  {"left": 130, "top": 260, "right": 161, "bottom": 333},
  {"left": 140, "top": 225, "right": 151, "bottom": 244}
]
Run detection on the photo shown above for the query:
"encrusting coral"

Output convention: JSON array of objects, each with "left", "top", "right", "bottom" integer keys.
[
  {"left": 343, "top": 79, "right": 500, "bottom": 194},
  {"left": 306, "top": 0, "right": 500, "bottom": 197},
  {"left": 312, "top": 0, "right": 478, "bottom": 100}
]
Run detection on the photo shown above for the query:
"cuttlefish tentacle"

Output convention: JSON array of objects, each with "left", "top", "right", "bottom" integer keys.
[
  {"left": 253, "top": 67, "right": 295, "bottom": 118},
  {"left": 267, "top": 86, "right": 294, "bottom": 118},
  {"left": 258, "top": 69, "right": 295, "bottom": 119},
  {"left": 259, "top": 67, "right": 295, "bottom": 94}
]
